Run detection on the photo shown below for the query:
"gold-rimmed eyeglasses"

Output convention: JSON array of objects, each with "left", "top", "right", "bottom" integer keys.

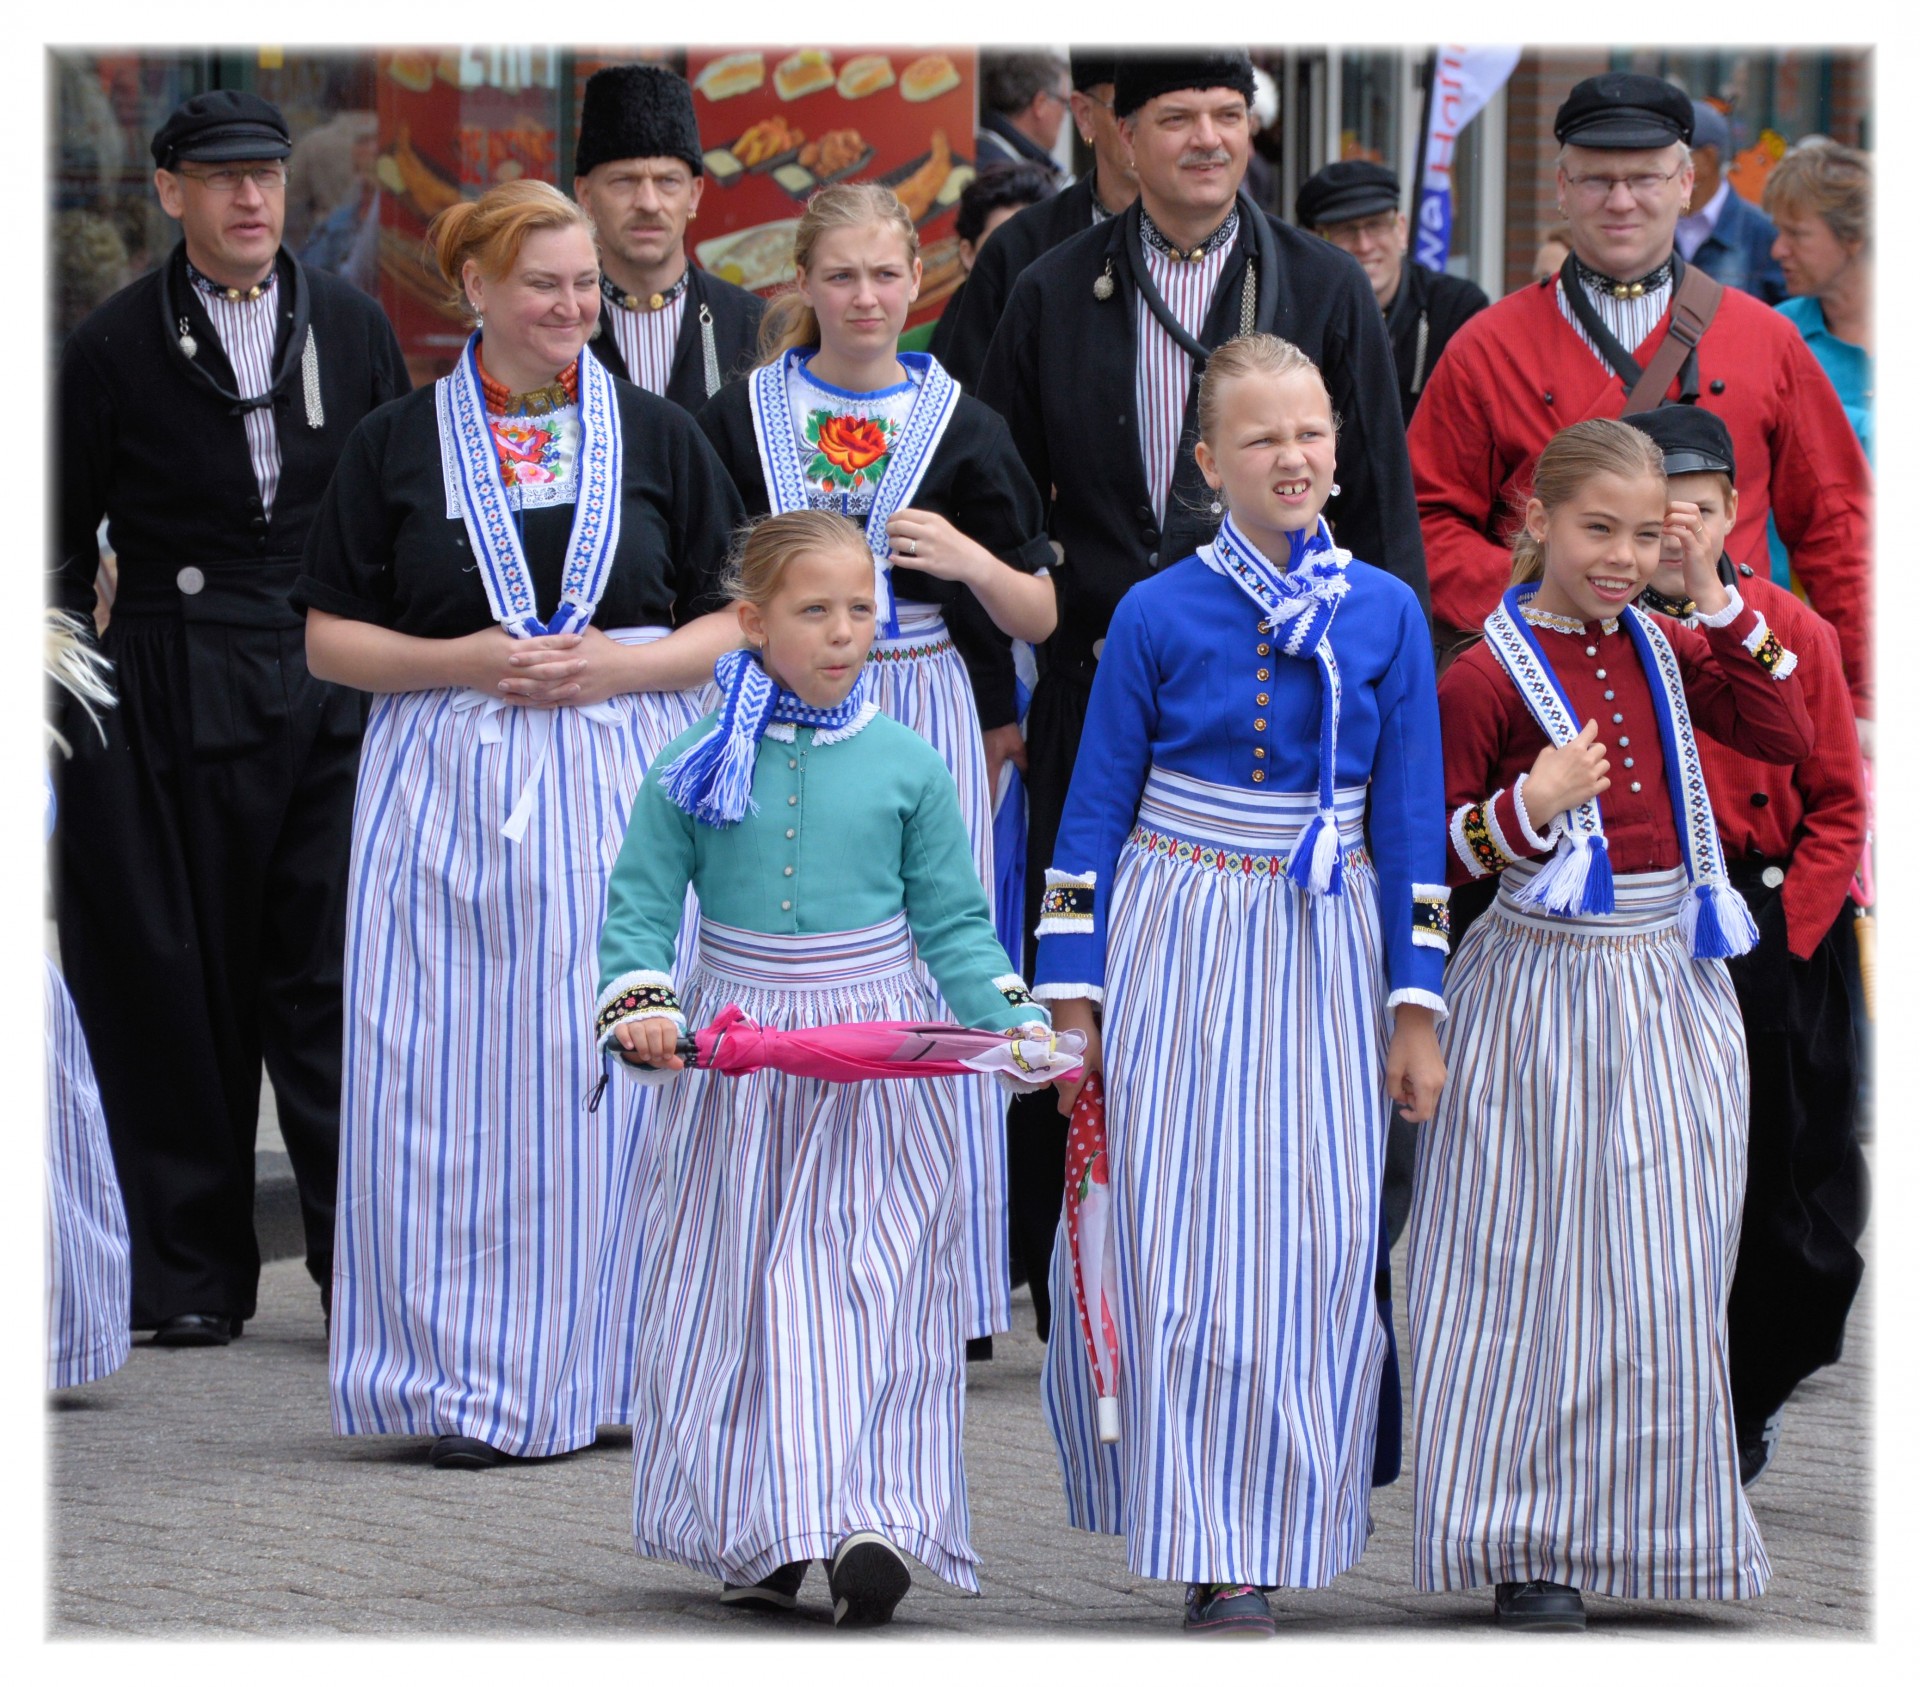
[
  {"left": 1561, "top": 165, "right": 1685, "bottom": 204},
  {"left": 174, "top": 164, "right": 289, "bottom": 194}
]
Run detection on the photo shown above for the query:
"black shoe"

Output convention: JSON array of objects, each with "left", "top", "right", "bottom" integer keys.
[
  {"left": 321, "top": 1277, "right": 333, "bottom": 1331},
  {"left": 150, "top": 1313, "right": 238, "bottom": 1347},
  {"left": 1493, "top": 1581, "right": 1586, "bottom": 1631},
  {"left": 430, "top": 1435, "right": 509, "bottom": 1470},
  {"left": 1738, "top": 1409, "right": 1783, "bottom": 1487},
  {"left": 1182, "top": 1583, "right": 1276, "bottom": 1637},
  {"left": 965, "top": 1335, "right": 993, "bottom": 1362},
  {"left": 720, "top": 1559, "right": 810, "bottom": 1612},
  {"left": 827, "top": 1532, "right": 911, "bottom": 1628}
]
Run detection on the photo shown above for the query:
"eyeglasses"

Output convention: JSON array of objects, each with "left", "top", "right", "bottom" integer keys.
[
  {"left": 1561, "top": 165, "right": 1685, "bottom": 204},
  {"left": 174, "top": 164, "right": 288, "bottom": 193}
]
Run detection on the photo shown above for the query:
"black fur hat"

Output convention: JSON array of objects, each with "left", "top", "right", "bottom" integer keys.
[
  {"left": 1113, "top": 51, "right": 1257, "bottom": 119},
  {"left": 575, "top": 63, "right": 703, "bottom": 178}
]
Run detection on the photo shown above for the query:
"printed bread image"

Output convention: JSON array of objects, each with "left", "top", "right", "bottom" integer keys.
[
  {"left": 372, "top": 124, "right": 462, "bottom": 221},
  {"left": 695, "top": 219, "right": 804, "bottom": 293},
  {"left": 837, "top": 55, "right": 896, "bottom": 100},
  {"left": 694, "top": 52, "right": 767, "bottom": 102},
  {"left": 774, "top": 49, "right": 836, "bottom": 102},
  {"left": 899, "top": 53, "right": 960, "bottom": 104}
]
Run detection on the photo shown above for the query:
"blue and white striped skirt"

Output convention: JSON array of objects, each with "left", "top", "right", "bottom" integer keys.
[
  {"left": 1042, "top": 770, "right": 1392, "bottom": 1586},
  {"left": 1407, "top": 864, "right": 1770, "bottom": 1598},
  {"left": 44, "top": 957, "right": 130, "bottom": 1390},
  {"left": 330, "top": 629, "right": 710, "bottom": 1458},
  {"left": 629, "top": 914, "right": 980, "bottom": 1592},
  {"left": 870, "top": 603, "right": 1006, "bottom": 1341}
]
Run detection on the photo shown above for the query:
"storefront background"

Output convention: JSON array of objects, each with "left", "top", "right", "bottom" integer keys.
[{"left": 51, "top": 43, "right": 1871, "bottom": 376}]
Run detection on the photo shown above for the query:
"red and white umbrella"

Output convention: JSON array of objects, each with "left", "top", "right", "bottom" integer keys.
[
  {"left": 1064, "top": 1073, "right": 1122, "bottom": 1443},
  {"left": 669, "top": 1003, "right": 1085, "bottom": 1089}
]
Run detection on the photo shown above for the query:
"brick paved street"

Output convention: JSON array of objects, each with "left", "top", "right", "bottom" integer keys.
[{"left": 48, "top": 1215, "right": 1876, "bottom": 1645}]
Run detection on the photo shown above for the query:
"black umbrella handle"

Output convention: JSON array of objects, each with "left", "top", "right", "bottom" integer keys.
[{"left": 615, "top": 1033, "right": 700, "bottom": 1071}]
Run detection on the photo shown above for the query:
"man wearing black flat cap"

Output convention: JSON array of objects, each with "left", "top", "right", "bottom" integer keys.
[
  {"left": 53, "top": 89, "right": 409, "bottom": 1348},
  {"left": 975, "top": 48, "right": 1423, "bottom": 1400},
  {"left": 575, "top": 63, "right": 764, "bottom": 413},
  {"left": 1408, "top": 72, "right": 1871, "bottom": 734},
  {"left": 1297, "top": 159, "right": 1488, "bottom": 426},
  {"left": 931, "top": 48, "right": 1139, "bottom": 391}
]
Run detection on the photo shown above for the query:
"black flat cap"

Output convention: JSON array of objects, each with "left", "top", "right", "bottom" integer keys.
[
  {"left": 1070, "top": 50, "right": 1119, "bottom": 93},
  {"left": 1114, "top": 50, "right": 1257, "bottom": 119},
  {"left": 1296, "top": 160, "right": 1401, "bottom": 229},
  {"left": 151, "top": 90, "right": 291, "bottom": 171},
  {"left": 1624, "top": 404, "right": 1737, "bottom": 479},
  {"left": 1555, "top": 73, "right": 1694, "bottom": 150},
  {"left": 576, "top": 63, "right": 703, "bottom": 179}
]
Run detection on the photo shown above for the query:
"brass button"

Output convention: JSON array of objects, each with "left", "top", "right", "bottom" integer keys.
[
  {"left": 1255, "top": 692, "right": 1269, "bottom": 706},
  {"left": 1253, "top": 747, "right": 1265, "bottom": 758},
  {"left": 1256, "top": 668, "right": 1270, "bottom": 681},
  {"left": 1250, "top": 770, "right": 1265, "bottom": 783},
  {"left": 1254, "top": 718, "right": 1267, "bottom": 731},
  {"left": 1256, "top": 643, "right": 1271, "bottom": 656}
]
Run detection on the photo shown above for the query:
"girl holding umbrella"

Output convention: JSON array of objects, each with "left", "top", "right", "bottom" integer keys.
[
  {"left": 695, "top": 182, "right": 1057, "bottom": 1353},
  {"left": 595, "top": 508, "right": 1050, "bottom": 1626},
  {"left": 1034, "top": 335, "right": 1449, "bottom": 1636},
  {"left": 295, "top": 179, "right": 744, "bottom": 1469}
]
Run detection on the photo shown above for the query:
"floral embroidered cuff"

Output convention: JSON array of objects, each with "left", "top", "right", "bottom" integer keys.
[
  {"left": 1036, "top": 868, "right": 1097, "bottom": 936},
  {"left": 994, "top": 974, "right": 1045, "bottom": 1017},
  {"left": 1740, "top": 612, "right": 1799, "bottom": 680},
  {"left": 593, "top": 969, "right": 685, "bottom": 1050},
  {"left": 1449, "top": 800, "right": 1511, "bottom": 879},
  {"left": 1412, "top": 883, "right": 1452, "bottom": 953}
]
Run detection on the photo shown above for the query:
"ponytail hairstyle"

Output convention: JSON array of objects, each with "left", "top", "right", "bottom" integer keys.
[
  {"left": 1509, "top": 418, "right": 1666, "bottom": 586},
  {"left": 722, "top": 508, "right": 874, "bottom": 608},
  {"left": 1195, "top": 332, "right": 1337, "bottom": 448},
  {"left": 424, "top": 178, "right": 596, "bottom": 324},
  {"left": 755, "top": 181, "right": 922, "bottom": 366}
]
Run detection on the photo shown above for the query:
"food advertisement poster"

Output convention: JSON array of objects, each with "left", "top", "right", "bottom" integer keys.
[
  {"left": 374, "top": 48, "right": 565, "bottom": 382},
  {"left": 684, "top": 47, "right": 977, "bottom": 331}
]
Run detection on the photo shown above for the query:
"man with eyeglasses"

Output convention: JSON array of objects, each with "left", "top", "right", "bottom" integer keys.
[
  {"left": 574, "top": 62, "right": 764, "bottom": 414},
  {"left": 936, "top": 50, "right": 1139, "bottom": 392},
  {"left": 975, "top": 50, "right": 1071, "bottom": 184},
  {"left": 1407, "top": 72, "right": 1870, "bottom": 731},
  {"left": 52, "top": 89, "right": 409, "bottom": 1350},
  {"left": 1296, "top": 159, "right": 1488, "bottom": 427}
]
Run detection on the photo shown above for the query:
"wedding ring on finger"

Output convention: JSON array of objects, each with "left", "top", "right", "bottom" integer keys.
[{"left": 901, "top": 537, "right": 916, "bottom": 557}]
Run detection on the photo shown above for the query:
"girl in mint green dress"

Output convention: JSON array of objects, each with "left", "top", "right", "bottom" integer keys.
[{"left": 594, "top": 509, "right": 1046, "bottom": 1629}]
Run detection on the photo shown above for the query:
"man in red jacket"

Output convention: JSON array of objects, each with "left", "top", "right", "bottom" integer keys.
[
  {"left": 1409, "top": 73, "right": 1871, "bottom": 728},
  {"left": 1626, "top": 403, "right": 1868, "bottom": 1489}
]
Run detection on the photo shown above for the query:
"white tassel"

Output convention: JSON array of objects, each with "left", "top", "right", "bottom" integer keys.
[
  {"left": 1513, "top": 835, "right": 1591, "bottom": 915},
  {"left": 1305, "top": 806, "right": 1342, "bottom": 894}
]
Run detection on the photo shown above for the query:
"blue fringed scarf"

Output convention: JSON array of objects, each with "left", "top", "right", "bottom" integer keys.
[
  {"left": 1198, "top": 513, "right": 1352, "bottom": 896},
  {"left": 1484, "top": 584, "right": 1758, "bottom": 958},
  {"left": 657, "top": 648, "right": 875, "bottom": 827}
]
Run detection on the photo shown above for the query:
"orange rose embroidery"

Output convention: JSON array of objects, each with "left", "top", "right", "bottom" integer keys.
[{"left": 806, "top": 410, "right": 895, "bottom": 491}]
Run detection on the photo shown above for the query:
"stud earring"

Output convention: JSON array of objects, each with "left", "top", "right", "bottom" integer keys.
[
  {"left": 1209, "top": 498, "right": 1223, "bottom": 517},
  {"left": 1329, "top": 481, "right": 1343, "bottom": 496}
]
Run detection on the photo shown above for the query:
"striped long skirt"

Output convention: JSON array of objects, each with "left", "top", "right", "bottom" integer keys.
[
  {"left": 1407, "top": 865, "right": 1770, "bottom": 1599},
  {"left": 330, "top": 630, "right": 709, "bottom": 1458},
  {"left": 870, "top": 604, "right": 1006, "bottom": 1341},
  {"left": 45, "top": 957, "right": 131, "bottom": 1390},
  {"left": 627, "top": 915, "right": 979, "bottom": 1592},
  {"left": 1042, "top": 772, "right": 1391, "bottom": 1586}
]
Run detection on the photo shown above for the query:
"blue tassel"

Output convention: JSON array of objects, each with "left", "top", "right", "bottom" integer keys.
[
  {"left": 1682, "top": 880, "right": 1759, "bottom": 959},
  {"left": 1578, "top": 836, "right": 1616, "bottom": 914},
  {"left": 656, "top": 722, "right": 761, "bottom": 827},
  {"left": 1286, "top": 808, "right": 1344, "bottom": 896}
]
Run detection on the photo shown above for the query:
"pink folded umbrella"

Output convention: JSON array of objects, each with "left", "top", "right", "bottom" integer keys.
[
  {"left": 1063, "top": 1072, "right": 1122, "bottom": 1443},
  {"left": 670, "top": 1003, "right": 1085, "bottom": 1088}
]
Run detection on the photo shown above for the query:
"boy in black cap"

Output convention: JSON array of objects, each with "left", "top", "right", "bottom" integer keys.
[
  {"left": 574, "top": 62, "right": 763, "bottom": 413},
  {"left": 1297, "top": 159, "right": 1487, "bottom": 424},
  {"left": 1625, "top": 403, "right": 1868, "bottom": 1489},
  {"left": 53, "top": 88, "right": 409, "bottom": 1347}
]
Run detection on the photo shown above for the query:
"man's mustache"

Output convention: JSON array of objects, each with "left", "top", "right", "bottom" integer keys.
[{"left": 1178, "top": 149, "right": 1232, "bottom": 168}]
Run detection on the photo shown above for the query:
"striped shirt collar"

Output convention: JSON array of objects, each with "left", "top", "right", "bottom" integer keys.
[{"left": 1140, "top": 206, "right": 1239, "bottom": 264}]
